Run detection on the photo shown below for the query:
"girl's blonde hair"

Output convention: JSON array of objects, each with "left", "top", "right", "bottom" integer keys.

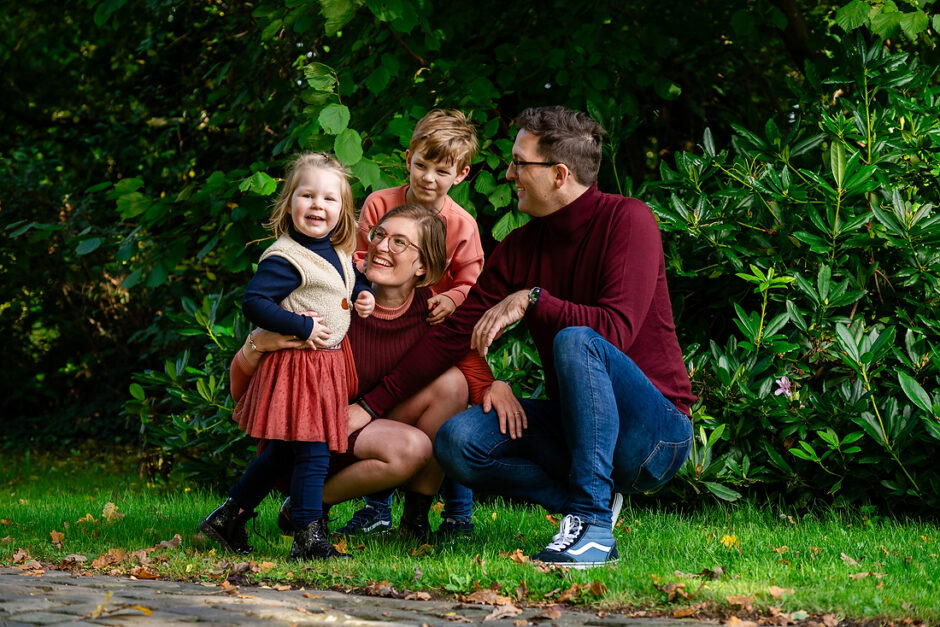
[{"left": 266, "top": 152, "right": 357, "bottom": 253}]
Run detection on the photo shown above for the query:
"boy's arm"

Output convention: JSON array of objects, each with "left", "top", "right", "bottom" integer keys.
[
  {"left": 353, "top": 195, "right": 383, "bottom": 266},
  {"left": 437, "top": 211, "right": 485, "bottom": 307}
]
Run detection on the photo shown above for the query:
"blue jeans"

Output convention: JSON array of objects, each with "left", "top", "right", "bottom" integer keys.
[{"left": 434, "top": 327, "right": 692, "bottom": 527}]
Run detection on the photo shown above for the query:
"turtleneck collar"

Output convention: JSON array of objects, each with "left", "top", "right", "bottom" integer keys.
[
  {"left": 539, "top": 184, "right": 601, "bottom": 241},
  {"left": 288, "top": 224, "right": 334, "bottom": 248}
]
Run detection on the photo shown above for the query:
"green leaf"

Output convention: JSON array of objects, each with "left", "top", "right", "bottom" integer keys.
[
  {"left": 899, "top": 372, "right": 932, "bottom": 414},
  {"left": 261, "top": 18, "right": 283, "bottom": 40},
  {"left": 320, "top": 0, "right": 361, "bottom": 36},
  {"left": 488, "top": 184, "right": 512, "bottom": 210},
  {"left": 835, "top": 324, "right": 860, "bottom": 363},
  {"left": 121, "top": 268, "right": 142, "bottom": 289},
  {"left": 129, "top": 383, "right": 146, "bottom": 401},
  {"left": 835, "top": 0, "right": 869, "bottom": 31},
  {"left": 899, "top": 11, "right": 929, "bottom": 38},
  {"left": 830, "top": 142, "right": 846, "bottom": 189},
  {"left": 491, "top": 210, "right": 530, "bottom": 241},
  {"left": 117, "top": 192, "right": 150, "bottom": 219},
  {"left": 248, "top": 171, "right": 277, "bottom": 196},
  {"left": 351, "top": 158, "right": 381, "bottom": 190},
  {"left": 305, "top": 63, "right": 337, "bottom": 91},
  {"left": 318, "top": 103, "right": 350, "bottom": 134},
  {"left": 334, "top": 128, "right": 363, "bottom": 165},
  {"left": 703, "top": 481, "right": 741, "bottom": 502},
  {"left": 76, "top": 237, "right": 104, "bottom": 256}
]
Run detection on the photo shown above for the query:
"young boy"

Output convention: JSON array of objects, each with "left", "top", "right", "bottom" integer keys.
[
  {"left": 341, "top": 109, "right": 483, "bottom": 538},
  {"left": 353, "top": 109, "right": 483, "bottom": 325}
]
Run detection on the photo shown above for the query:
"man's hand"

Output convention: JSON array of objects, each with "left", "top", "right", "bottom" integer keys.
[
  {"left": 482, "top": 380, "right": 526, "bottom": 439},
  {"left": 470, "top": 289, "right": 529, "bottom": 357},
  {"left": 347, "top": 401, "right": 372, "bottom": 433},
  {"left": 426, "top": 294, "right": 456, "bottom": 325},
  {"left": 355, "top": 291, "right": 376, "bottom": 318}
]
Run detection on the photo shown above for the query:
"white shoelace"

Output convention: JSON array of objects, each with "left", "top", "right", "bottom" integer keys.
[{"left": 545, "top": 515, "right": 583, "bottom": 551}]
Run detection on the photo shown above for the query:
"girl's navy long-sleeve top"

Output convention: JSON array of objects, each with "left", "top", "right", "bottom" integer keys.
[{"left": 242, "top": 227, "right": 373, "bottom": 340}]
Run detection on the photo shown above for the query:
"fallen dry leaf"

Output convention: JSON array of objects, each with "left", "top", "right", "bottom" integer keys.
[
  {"left": 727, "top": 616, "right": 758, "bottom": 627},
  {"left": 514, "top": 620, "right": 528, "bottom": 626},
  {"left": 673, "top": 607, "right": 697, "bottom": 618},
  {"left": 545, "top": 514, "right": 559, "bottom": 525},
  {"left": 445, "top": 613, "right": 473, "bottom": 622},
  {"left": 334, "top": 538, "right": 347, "bottom": 553},
  {"left": 500, "top": 548, "right": 529, "bottom": 564},
  {"left": 410, "top": 543, "right": 432, "bottom": 558},
  {"left": 822, "top": 613, "right": 839, "bottom": 626},
  {"left": 532, "top": 607, "right": 562, "bottom": 620},
  {"left": 102, "top": 502, "right": 125, "bottom": 522},
  {"left": 49, "top": 530, "right": 64, "bottom": 548},
  {"left": 92, "top": 548, "right": 127, "bottom": 570},
  {"left": 259, "top": 561, "right": 276, "bottom": 573},
  {"left": 405, "top": 591, "right": 432, "bottom": 601},
  {"left": 274, "top": 584, "right": 291, "bottom": 591},
  {"left": 483, "top": 604, "right": 522, "bottom": 621},
  {"left": 61, "top": 554, "right": 88, "bottom": 569},
  {"left": 586, "top": 580, "right": 608, "bottom": 596},
  {"left": 1, "top": 535, "right": 12, "bottom": 544},
  {"left": 726, "top": 595, "right": 754, "bottom": 611},
  {"left": 128, "top": 566, "right": 159, "bottom": 580},
  {"left": 12, "top": 548, "right": 29, "bottom": 563},
  {"left": 773, "top": 545, "right": 788, "bottom": 553},
  {"left": 302, "top": 592, "right": 324, "bottom": 599},
  {"left": 465, "top": 588, "right": 512, "bottom": 605},
  {"left": 76, "top": 514, "right": 96, "bottom": 525},
  {"left": 431, "top": 501, "right": 445, "bottom": 514},
  {"left": 849, "top": 571, "right": 886, "bottom": 580},
  {"left": 156, "top": 534, "right": 181, "bottom": 549},
  {"left": 840, "top": 552, "right": 860, "bottom": 566},
  {"left": 365, "top": 580, "right": 398, "bottom": 597},
  {"left": 768, "top": 585, "right": 794, "bottom": 599},
  {"left": 220, "top": 580, "right": 238, "bottom": 595}
]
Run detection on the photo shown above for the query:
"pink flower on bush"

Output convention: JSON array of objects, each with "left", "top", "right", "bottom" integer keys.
[{"left": 774, "top": 376, "right": 792, "bottom": 398}]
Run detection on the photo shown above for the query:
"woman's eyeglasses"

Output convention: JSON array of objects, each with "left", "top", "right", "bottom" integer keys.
[{"left": 368, "top": 226, "right": 419, "bottom": 254}]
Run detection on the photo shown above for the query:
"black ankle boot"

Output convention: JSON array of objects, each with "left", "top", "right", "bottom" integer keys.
[
  {"left": 199, "top": 498, "right": 256, "bottom": 554},
  {"left": 399, "top": 491, "right": 433, "bottom": 542},
  {"left": 289, "top": 518, "right": 349, "bottom": 561}
]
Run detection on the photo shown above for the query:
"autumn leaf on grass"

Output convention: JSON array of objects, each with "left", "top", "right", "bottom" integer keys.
[
  {"left": 410, "top": 543, "right": 432, "bottom": 557},
  {"left": 155, "top": 534, "right": 181, "bottom": 549},
  {"left": 465, "top": 588, "right": 512, "bottom": 605},
  {"left": 483, "top": 604, "right": 522, "bottom": 621},
  {"left": 49, "top": 530, "right": 64, "bottom": 548},
  {"left": 92, "top": 548, "right": 127, "bottom": 569},
  {"left": 431, "top": 501, "right": 445, "bottom": 514},
  {"left": 768, "top": 585, "right": 794, "bottom": 599},
  {"left": 726, "top": 595, "right": 754, "bottom": 611},
  {"left": 545, "top": 514, "right": 559, "bottom": 525},
  {"left": 840, "top": 552, "right": 860, "bottom": 566},
  {"left": 849, "top": 571, "right": 886, "bottom": 580},
  {"left": 1, "top": 535, "right": 12, "bottom": 544},
  {"left": 76, "top": 514, "right": 96, "bottom": 525},
  {"left": 500, "top": 548, "right": 529, "bottom": 564},
  {"left": 822, "top": 613, "right": 840, "bottom": 626},
  {"left": 102, "top": 502, "right": 124, "bottom": 522},
  {"left": 12, "top": 548, "right": 29, "bottom": 563},
  {"left": 258, "top": 561, "right": 276, "bottom": 573},
  {"left": 772, "top": 545, "right": 788, "bottom": 553},
  {"left": 333, "top": 538, "right": 347, "bottom": 554},
  {"left": 720, "top": 534, "right": 742, "bottom": 553},
  {"left": 405, "top": 591, "right": 432, "bottom": 601}
]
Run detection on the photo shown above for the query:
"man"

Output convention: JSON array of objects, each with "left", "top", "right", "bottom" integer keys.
[{"left": 351, "top": 105, "right": 695, "bottom": 568}]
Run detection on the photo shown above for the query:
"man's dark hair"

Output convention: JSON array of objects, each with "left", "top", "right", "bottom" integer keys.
[{"left": 515, "top": 106, "right": 606, "bottom": 186}]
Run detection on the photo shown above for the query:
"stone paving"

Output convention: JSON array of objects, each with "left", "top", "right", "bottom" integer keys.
[{"left": 0, "top": 567, "right": 715, "bottom": 626}]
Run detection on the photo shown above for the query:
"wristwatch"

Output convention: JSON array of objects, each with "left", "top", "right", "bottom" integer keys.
[{"left": 526, "top": 286, "right": 541, "bottom": 312}]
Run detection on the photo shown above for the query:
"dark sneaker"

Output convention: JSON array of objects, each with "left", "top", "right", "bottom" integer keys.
[
  {"left": 532, "top": 514, "right": 619, "bottom": 569},
  {"left": 289, "top": 518, "right": 350, "bottom": 561},
  {"left": 610, "top": 492, "right": 624, "bottom": 531},
  {"left": 276, "top": 496, "right": 293, "bottom": 534},
  {"left": 434, "top": 518, "right": 474, "bottom": 541},
  {"left": 335, "top": 506, "right": 392, "bottom": 536},
  {"left": 199, "top": 498, "right": 256, "bottom": 555}
]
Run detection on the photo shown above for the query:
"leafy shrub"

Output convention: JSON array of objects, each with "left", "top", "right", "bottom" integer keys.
[{"left": 647, "top": 33, "right": 940, "bottom": 509}]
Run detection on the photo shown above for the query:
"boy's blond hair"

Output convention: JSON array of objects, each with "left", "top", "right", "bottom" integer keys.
[
  {"left": 409, "top": 109, "right": 478, "bottom": 171},
  {"left": 266, "top": 152, "right": 357, "bottom": 254}
]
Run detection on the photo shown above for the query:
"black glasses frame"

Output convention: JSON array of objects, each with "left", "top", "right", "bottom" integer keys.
[{"left": 509, "top": 159, "right": 560, "bottom": 169}]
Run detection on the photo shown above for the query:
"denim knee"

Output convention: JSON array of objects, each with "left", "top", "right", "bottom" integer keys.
[{"left": 553, "top": 326, "right": 598, "bottom": 370}]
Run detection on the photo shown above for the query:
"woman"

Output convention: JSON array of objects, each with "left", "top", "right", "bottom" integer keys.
[{"left": 217, "top": 204, "right": 519, "bottom": 557}]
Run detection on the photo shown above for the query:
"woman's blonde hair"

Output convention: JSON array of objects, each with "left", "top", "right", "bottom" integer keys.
[
  {"left": 265, "top": 152, "right": 357, "bottom": 253},
  {"left": 377, "top": 204, "right": 447, "bottom": 289}
]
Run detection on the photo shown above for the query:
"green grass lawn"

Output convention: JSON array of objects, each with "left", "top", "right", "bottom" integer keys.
[{"left": 2, "top": 445, "right": 938, "bottom": 624}]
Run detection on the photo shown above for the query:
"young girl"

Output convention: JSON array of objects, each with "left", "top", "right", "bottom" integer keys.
[{"left": 199, "top": 152, "right": 375, "bottom": 561}]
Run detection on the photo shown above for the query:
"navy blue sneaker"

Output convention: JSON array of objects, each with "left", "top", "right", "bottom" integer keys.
[
  {"left": 434, "top": 518, "right": 474, "bottom": 541},
  {"left": 532, "top": 514, "right": 618, "bottom": 569},
  {"left": 335, "top": 505, "right": 392, "bottom": 536}
]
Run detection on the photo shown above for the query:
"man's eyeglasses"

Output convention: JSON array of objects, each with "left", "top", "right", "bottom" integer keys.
[
  {"left": 368, "top": 226, "right": 419, "bottom": 254},
  {"left": 509, "top": 159, "right": 560, "bottom": 169}
]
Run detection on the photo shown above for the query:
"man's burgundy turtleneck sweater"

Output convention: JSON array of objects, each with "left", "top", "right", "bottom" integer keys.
[{"left": 362, "top": 184, "right": 696, "bottom": 416}]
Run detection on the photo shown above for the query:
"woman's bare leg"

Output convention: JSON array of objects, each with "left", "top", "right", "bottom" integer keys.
[
  {"left": 386, "top": 366, "right": 468, "bottom": 494},
  {"left": 322, "top": 420, "right": 431, "bottom": 505}
]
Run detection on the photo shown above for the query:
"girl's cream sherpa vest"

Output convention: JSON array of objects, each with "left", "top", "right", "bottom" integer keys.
[{"left": 260, "top": 235, "right": 354, "bottom": 348}]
